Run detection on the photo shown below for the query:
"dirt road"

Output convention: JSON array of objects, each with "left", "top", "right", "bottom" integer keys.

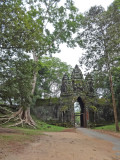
[{"left": 1, "top": 129, "right": 120, "bottom": 160}]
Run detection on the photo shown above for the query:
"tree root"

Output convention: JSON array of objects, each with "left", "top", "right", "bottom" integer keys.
[
  {"left": 0, "top": 107, "right": 36, "bottom": 128},
  {"left": 0, "top": 106, "right": 13, "bottom": 114}
]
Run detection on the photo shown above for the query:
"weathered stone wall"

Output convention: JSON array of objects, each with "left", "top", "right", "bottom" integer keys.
[
  {"left": 33, "top": 98, "right": 61, "bottom": 121},
  {"left": 34, "top": 96, "right": 74, "bottom": 125}
]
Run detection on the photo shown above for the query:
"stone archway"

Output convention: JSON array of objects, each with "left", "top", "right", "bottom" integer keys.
[
  {"left": 77, "top": 97, "right": 85, "bottom": 127},
  {"left": 74, "top": 101, "right": 81, "bottom": 127},
  {"left": 59, "top": 65, "right": 93, "bottom": 127}
]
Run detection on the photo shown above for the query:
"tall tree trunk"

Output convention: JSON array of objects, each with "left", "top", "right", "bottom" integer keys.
[
  {"left": 109, "top": 72, "right": 119, "bottom": 131},
  {"left": 22, "top": 52, "right": 38, "bottom": 127},
  {"left": 106, "top": 52, "right": 119, "bottom": 132},
  {"left": 32, "top": 71, "right": 37, "bottom": 95},
  {"left": 32, "top": 52, "right": 38, "bottom": 94},
  {"left": 18, "top": 52, "right": 38, "bottom": 127}
]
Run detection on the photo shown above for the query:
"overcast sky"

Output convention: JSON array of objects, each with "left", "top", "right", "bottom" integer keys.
[{"left": 54, "top": 0, "right": 114, "bottom": 68}]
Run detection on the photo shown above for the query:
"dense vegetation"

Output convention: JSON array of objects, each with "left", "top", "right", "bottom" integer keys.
[
  {"left": 0, "top": 0, "right": 120, "bottom": 131},
  {"left": 79, "top": 0, "right": 120, "bottom": 131}
]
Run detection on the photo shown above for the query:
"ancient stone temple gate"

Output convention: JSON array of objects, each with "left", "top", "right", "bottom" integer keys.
[
  {"left": 35, "top": 65, "right": 94, "bottom": 128},
  {"left": 60, "top": 65, "right": 94, "bottom": 127}
]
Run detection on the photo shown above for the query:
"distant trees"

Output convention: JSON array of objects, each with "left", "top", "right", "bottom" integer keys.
[
  {"left": 35, "top": 57, "right": 72, "bottom": 98},
  {"left": 79, "top": 1, "right": 120, "bottom": 131}
]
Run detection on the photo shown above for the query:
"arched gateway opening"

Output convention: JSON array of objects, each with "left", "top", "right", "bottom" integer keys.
[
  {"left": 77, "top": 97, "right": 85, "bottom": 127},
  {"left": 74, "top": 97, "right": 85, "bottom": 127},
  {"left": 74, "top": 101, "right": 81, "bottom": 127}
]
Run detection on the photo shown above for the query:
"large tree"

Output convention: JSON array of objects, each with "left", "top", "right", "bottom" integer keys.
[
  {"left": 0, "top": 0, "right": 83, "bottom": 127},
  {"left": 79, "top": 1, "right": 120, "bottom": 131},
  {"left": 0, "top": 51, "right": 36, "bottom": 127}
]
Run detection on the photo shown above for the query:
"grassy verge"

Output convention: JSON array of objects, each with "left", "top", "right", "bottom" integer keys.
[
  {"left": 94, "top": 122, "right": 120, "bottom": 132},
  {"left": 0, "top": 117, "right": 66, "bottom": 142},
  {"left": 13, "top": 120, "right": 66, "bottom": 135}
]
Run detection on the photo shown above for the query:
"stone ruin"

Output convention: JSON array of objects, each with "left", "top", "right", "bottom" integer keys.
[{"left": 34, "top": 65, "right": 94, "bottom": 127}]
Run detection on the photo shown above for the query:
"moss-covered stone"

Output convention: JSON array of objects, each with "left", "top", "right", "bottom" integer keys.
[{"left": 35, "top": 98, "right": 60, "bottom": 107}]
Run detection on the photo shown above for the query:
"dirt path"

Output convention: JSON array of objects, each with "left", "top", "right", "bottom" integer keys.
[{"left": 1, "top": 129, "right": 119, "bottom": 160}]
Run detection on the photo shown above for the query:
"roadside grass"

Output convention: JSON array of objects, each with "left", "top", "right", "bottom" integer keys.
[
  {"left": 0, "top": 117, "right": 66, "bottom": 142},
  {"left": 94, "top": 122, "right": 120, "bottom": 132},
  {"left": 13, "top": 120, "right": 65, "bottom": 135}
]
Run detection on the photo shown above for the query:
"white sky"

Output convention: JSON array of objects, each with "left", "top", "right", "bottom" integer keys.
[{"left": 54, "top": 0, "right": 114, "bottom": 68}]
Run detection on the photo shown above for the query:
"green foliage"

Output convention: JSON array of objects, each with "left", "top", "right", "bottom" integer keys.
[
  {"left": 60, "top": 105, "right": 68, "bottom": 112},
  {"left": 0, "top": 51, "right": 34, "bottom": 107},
  {"left": 79, "top": 1, "right": 120, "bottom": 90},
  {"left": 50, "top": 97, "right": 59, "bottom": 103},
  {"left": 97, "top": 98, "right": 110, "bottom": 105},
  {"left": 89, "top": 106, "right": 97, "bottom": 112},
  {"left": 75, "top": 112, "right": 80, "bottom": 125},
  {"left": 35, "top": 57, "right": 73, "bottom": 98},
  {"left": 0, "top": 0, "right": 83, "bottom": 54}
]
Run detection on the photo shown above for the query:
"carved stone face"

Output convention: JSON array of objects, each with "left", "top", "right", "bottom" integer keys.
[
  {"left": 61, "top": 65, "right": 94, "bottom": 96},
  {"left": 63, "top": 73, "right": 69, "bottom": 80},
  {"left": 71, "top": 65, "right": 83, "bottom": 79}
]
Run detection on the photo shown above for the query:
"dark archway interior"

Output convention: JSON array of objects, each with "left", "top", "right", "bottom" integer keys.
[{"left": 77, "top": 97, "right": 84, "bottom": 127}]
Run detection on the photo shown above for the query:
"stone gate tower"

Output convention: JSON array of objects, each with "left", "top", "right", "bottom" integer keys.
[{"left": 60, "top": 65, "right": 94, "bottom": 127}]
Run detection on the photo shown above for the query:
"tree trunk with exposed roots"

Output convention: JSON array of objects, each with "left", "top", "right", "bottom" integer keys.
[
  {"left": 0, "top": 107, "right": 36, "bottom": 128},
  {"left": 0, "top": 53, "right": 38, "bottom": 128}
]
